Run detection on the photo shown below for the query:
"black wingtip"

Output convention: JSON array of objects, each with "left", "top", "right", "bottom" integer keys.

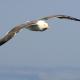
[
  {"left": 0, "top": 40, "right": 7, "bottom": 46},
  {"left": 72, "top": 18, "right": 80, "bottom": 21},
  {"left": 57, "top": 15, "right": 80, "bottom": 21}
]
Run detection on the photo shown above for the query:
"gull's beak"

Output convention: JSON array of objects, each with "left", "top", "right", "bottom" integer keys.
[
  {"left": 40, "top": 28, "right": 47, "bottom": 31},
  {"left": 43, "top": 28, "right": 48, "bottom": 31}
]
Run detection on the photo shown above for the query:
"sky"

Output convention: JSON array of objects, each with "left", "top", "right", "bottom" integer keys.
[{"left": 0, "top": 0, "right": 80, "bottom": 68}]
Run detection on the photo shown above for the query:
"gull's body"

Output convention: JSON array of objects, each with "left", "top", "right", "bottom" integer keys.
[
  {"left": 26, "top": 20, "right": 48, "bottom": 31},
  {"left": 0, "top": 14, "right": 80, "bottom": 46}
]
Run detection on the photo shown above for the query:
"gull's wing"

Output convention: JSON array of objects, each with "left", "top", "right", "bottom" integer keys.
[
  {"left": 40, "top": 15, "right": 80, "bottom": 21},
  {"left": 0, "top": 21, "right": 37, "bottom": 46},
  {"left": 0, "top": 24, "right": 26, "bottom": 46}
]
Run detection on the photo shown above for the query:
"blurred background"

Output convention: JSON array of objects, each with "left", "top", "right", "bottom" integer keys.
[
  {"left": 0, "top": 0, "right": 80, "bottom": 67},
  {"left": 0, "top": 0, "right": 80, "bottom": 80}
]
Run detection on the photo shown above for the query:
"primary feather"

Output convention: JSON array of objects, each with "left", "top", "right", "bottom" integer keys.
[{"left": 40, "top": 15, "right": 80, "bottom": 21}]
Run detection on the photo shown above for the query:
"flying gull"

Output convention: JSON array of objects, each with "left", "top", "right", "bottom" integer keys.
[{"left": 0, "top": 15, "right": 80, "bottom": 46}]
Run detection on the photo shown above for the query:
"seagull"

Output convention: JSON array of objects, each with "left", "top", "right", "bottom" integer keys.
[{"left": 0, "top": 15, "right": 80, "bottom": 46}]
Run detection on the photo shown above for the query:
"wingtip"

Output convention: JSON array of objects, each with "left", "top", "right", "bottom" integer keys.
[{"left": 0, "top": 41, "right": 6, "bottom": 46}]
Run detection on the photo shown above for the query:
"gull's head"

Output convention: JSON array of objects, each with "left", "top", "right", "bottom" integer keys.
[{"left": 36, "top": 20, "right": 49, "bottom": 31}]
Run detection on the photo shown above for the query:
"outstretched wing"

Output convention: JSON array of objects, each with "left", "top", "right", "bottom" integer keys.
[
  {"left": 0, "top": 24, "right": 26, "bottom": 46},
  {"left": 0, "top": 20, "right": 38, "bottom": 46},
  {"left": 40, "top": 15, "right": 80, "bottom": 21}
]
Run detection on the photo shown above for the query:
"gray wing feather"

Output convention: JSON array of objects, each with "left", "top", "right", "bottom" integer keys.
[
  {"left": 0, "top": 21, "right": 37, "bottom": 46},
  {"left": 0, "top": 32, "right": 16, "bottom": 46},
  {"left": 40, "top": 15, "right": 80, "bottom": 21},
  {"left": 0, "top": 24, "right": 26, "bottom": 46}
]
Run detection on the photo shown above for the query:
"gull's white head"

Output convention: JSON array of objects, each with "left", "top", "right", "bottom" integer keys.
[{"left": 36, "top": 20, "right": 49, "bottom": 31}]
